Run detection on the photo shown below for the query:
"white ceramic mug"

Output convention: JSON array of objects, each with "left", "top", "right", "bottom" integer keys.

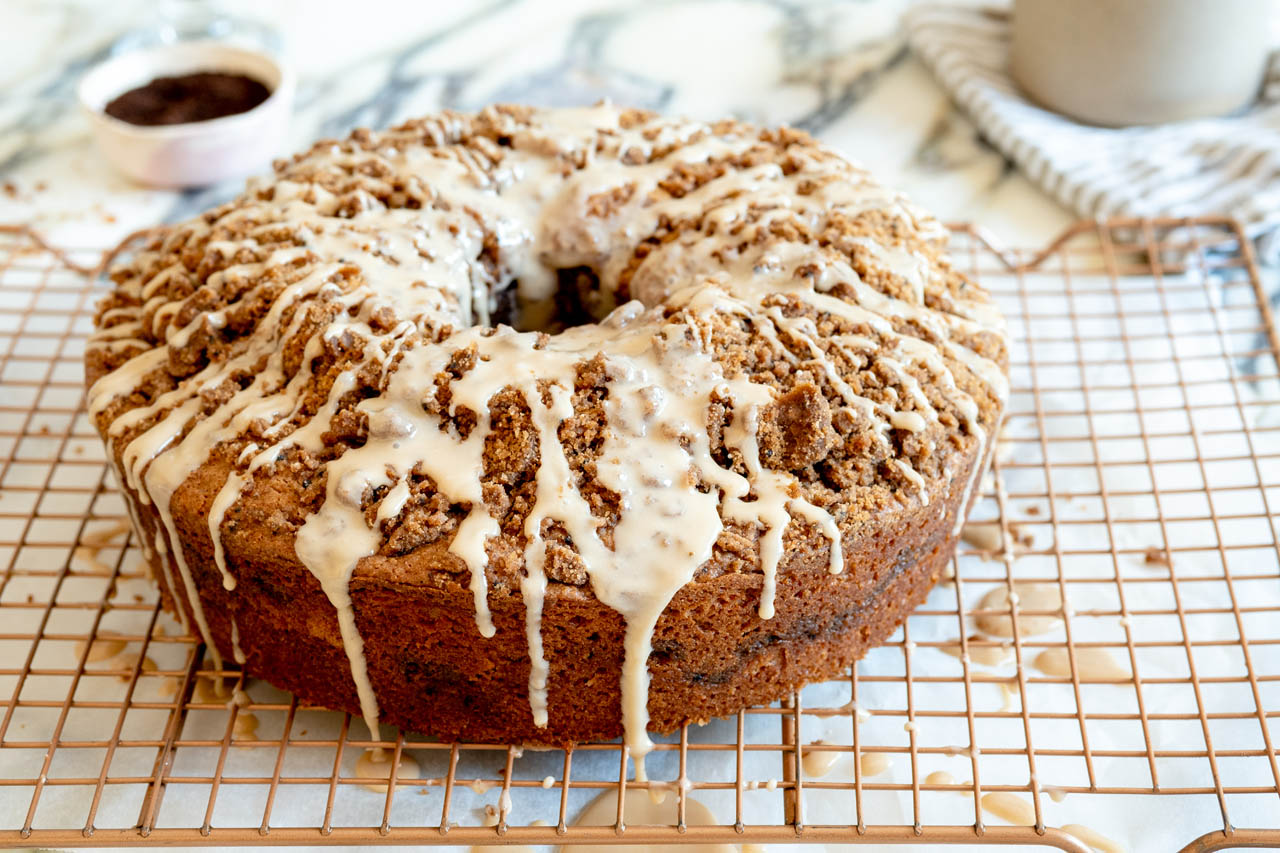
[{"left": 1011, "top": 0, "right": 1274, "bottom": 126}]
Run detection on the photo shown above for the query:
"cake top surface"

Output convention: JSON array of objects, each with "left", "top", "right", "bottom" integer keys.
[{"left": 86, "top": 104, "right": 1008, "bottom": 771}]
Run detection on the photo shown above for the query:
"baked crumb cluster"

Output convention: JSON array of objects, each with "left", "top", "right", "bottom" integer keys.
[{"left": 87, "top": 104, "right": 1007, "bottom": 766}]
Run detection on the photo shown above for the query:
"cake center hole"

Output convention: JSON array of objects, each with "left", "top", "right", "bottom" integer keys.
[{"left": 491, "top": 266, "right": 618, "bottom": 334}]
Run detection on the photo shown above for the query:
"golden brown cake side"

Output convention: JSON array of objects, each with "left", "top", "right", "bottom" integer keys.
[
  {"left": 106, "top": 433, "right": 976, "bottom": 745},
  {"left": 85, "top": 104, "right": 1008, "bottom": 759}
]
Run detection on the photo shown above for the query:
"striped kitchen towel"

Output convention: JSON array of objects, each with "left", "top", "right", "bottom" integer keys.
[{"left": 904, "top": 3, "right": 1280, "bottom": 261}]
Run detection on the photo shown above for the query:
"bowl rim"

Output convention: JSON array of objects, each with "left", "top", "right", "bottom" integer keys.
[{"left": 77, "top": 40, "right": 295, "bottom": 139}]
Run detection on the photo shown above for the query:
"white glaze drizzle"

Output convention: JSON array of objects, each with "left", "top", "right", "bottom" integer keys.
[{"left": 86, "top": 104, "right": 1007, "bottom": 775}]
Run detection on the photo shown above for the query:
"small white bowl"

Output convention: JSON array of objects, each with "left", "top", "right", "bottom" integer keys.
[{"left": 78, "top": 41, "right": 294, "bottom": 188}]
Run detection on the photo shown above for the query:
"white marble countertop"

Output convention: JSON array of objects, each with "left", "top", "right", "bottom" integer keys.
[{"left": 0, "top": 0, "right": 1075, "bottom": 255}]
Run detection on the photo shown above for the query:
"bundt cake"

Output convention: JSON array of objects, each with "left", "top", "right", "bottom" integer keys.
[{"left": 85, "top": 104, "right": 1008, "bottom": 773}]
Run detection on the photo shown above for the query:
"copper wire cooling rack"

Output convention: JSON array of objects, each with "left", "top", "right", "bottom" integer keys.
[{"left": 0, "top": 217, "right": 1278, "bottom": 851}]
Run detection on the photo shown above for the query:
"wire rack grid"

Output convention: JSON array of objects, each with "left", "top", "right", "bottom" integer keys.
[{"left": 0, "top": 217, "right": 1277, "bottom": 851}]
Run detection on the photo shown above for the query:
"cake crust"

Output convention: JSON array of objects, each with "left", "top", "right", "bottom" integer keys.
[
  {"left": 139, "top": 440, "right": 973, "bottom": 744},
  {"left": 85, "top": 104, "right": 1008, "bottom": 757}
]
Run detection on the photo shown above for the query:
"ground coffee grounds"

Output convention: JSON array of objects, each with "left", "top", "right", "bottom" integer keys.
[{"left": 104, "top": 71, "right": 270, "bottom": 126}]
